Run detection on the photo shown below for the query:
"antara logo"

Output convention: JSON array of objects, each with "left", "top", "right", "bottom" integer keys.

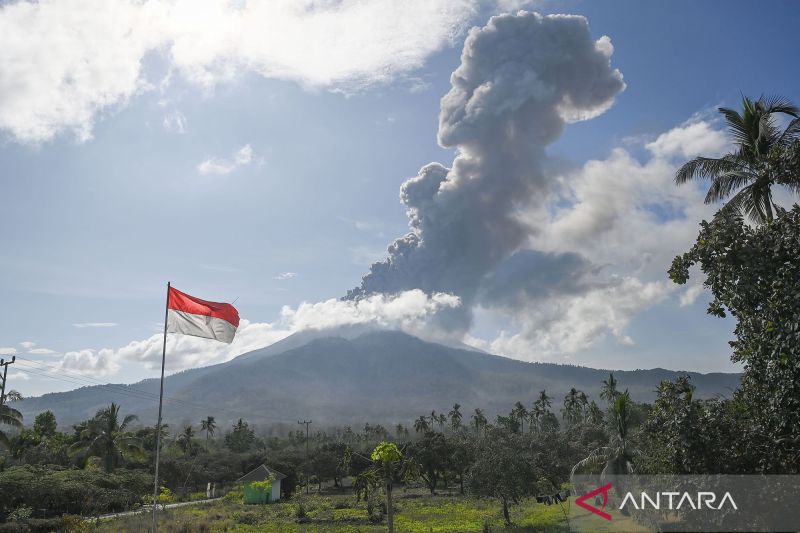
[
  {"left": 619, "top": 491, "right": 738, "bottom": 511},
  {"left": 575, "top": 483, "right": 613, "bottom": 521},
  {"left": 575, "top": 483, "right": 739, "bottom": 521}
]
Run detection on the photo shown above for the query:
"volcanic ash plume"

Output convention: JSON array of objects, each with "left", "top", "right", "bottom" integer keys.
[{"left": 347, "top": 12, "right": 625, "bottom": 334}]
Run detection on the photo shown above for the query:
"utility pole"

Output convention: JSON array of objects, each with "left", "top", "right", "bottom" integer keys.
[
  {"left": 0, "top": 356, "right": 16, "bottom": 405},
  {"left": 297, "top": 420, "right": 312, "bottom": 494}
]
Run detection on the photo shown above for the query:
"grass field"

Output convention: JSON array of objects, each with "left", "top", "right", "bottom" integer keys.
[{"left": 91, "top": 489, "right": 575, "bottom": 533}]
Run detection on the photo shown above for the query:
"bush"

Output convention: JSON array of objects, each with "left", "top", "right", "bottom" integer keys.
[
  {"left": 0, "top": 516, "right": 86, "bottom": 533},
  {"left": 0, "top": 465, "right": 151, "bottom": 519}
]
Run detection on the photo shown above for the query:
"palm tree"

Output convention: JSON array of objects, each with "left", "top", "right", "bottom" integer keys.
[
  {"left": 471, "top": 408, "right": 487, "bottom": 433},
  {"left": 512, "top": 401, "right": 528, "bottom": 433},
  {"left": 200, "top": 416, "right": 216, "bottom": 448},
  {"left": 600, "top": 373, "right": 619, "bottom": 404},
  {"left": 571, "top": 391, "right": 641, "bottom": 477},
  {"left": 448, "top": 403, "right": 463, "bottom": 431},
  {"left": 71, "top": 402, "right": 144, "bottom": 472},
  {"left": 177, "top": 425, "right": 196, "bottom": 455},
  {"left": 675, "top": 95, "right": 800, "bottom": 223},
  {"left": 413, "top": 415, "right": 430, "bottom": 434},
  {"left": 0, "top": 403, "right": 23, "bottom": 449},
  {"left": 562, "top": 388, "right": 583, "bottom": 426}
]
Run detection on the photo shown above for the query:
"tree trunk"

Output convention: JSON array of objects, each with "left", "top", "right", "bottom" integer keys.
[
  {"left": 387, "top": 482, "right": 394, "bottom": 533},
  {"left": 502, "top": 497, "right": 511, "bottom": 526}
]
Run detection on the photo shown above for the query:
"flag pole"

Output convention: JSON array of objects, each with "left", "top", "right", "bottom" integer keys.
[{"left": 152, "top": 281, "right": 170, "bottom": 532}]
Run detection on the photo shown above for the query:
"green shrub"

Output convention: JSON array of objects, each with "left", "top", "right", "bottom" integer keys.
[
  {"left": 0, "top": 466, "right": 150, "bottom": 518},
  {"left": 7, "top": 507, "right": 32, "bottom": 522}
]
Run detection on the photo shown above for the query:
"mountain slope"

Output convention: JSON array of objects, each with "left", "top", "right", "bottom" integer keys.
[{"left": 17, "top": 330, "right": 740, "bottom": 428}]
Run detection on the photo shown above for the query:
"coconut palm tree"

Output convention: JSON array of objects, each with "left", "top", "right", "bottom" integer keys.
[
  {"left": 0, "top": 403, "right": 23, "bottom": 449},
  {"left": 448, "top": 403, "right": 463, "bottom": 431},
  {"left": 471, "top": 408, "right": 487, "bottom": 433},
  {"left": 675, "top": 95, "right": 800, "bottom": 223},
  {"left": 200, "top": 416, "right": 216, "bottom": 448},
  {"left": 600, "top": 373, "right": 619, "bottom": 404},
  {"left": 531, "top": 390, "right": 552, "bottom": 433},
  {"left": 562, "top": 388, "right": 583, "bottom": 426},
  {"left": 177, "top": 425, "right": 196, "bottom": 455},
  {"left": 71, "top": 402, "right": 144, "bottom": 472},
  {"left": 512, "top": 401, "right": 528, "bottom": 433},
  {"left": 413, "top": 415, "right": 430, "bottom": 434},
  {"left": 571, "top": 391, "right": 641, "bottom": 477}
]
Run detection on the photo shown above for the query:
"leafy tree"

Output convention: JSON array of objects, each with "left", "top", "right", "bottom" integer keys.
[
  {"left": 670, "top": 206, "right": 800, "bottom": 472},
  {"left": 70, "top": 403, "right": 144, "bottom": 472},
  {"left": 572, "top": 391, "right": 641, "bottom": 477},
  {"left": 225, "top": 418, "right": 255, "bottom": 453},
  {"left": 675, "top": 95, "right": 800, "bottom": 223},
  {"left": 33, "top": 411, "right": 57, "bottom": 439},
  {"left": 351, "top": 442, "right": 417, "bottom": 533},
  {"left": 5, "top": 390, "right": 23, "bottom": 403},
  {"left": 495, "top": 414, "right": 521, "bottom": 434},
  {"left": 200, "top": 416, "right": 216, "bottom": 447},
  {"left": 466, "top": 426, "right": 539, "bottom": 525},
  {"left": 410, "top": 431, "right": 449, "bottom": 494},
  {"left": 641, "top": 376, "right": 747, "bottom": 474},
  {"left": 0, "top": 403, "right": 23, "bottom": 449}
]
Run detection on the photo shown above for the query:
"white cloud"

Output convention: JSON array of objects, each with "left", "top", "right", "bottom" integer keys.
[
  {"left": 489, "top": 278, "right": 671, "bottom": 359},
  {"left": 0, "top": 0, "right": 478, "bottom": 143},
  {"left": 197, "top": 144, "right": 256, "bottom": 175},
  {"left": 8, "top": 372, "right": 29, "bottom": 382},
  {"left": 0, "top": 347, "right": 16, "bottom": 356},
  {"left": 73, "top": 322, "right": 119, "bottom": 328},
  {"left": 679, "top": 283, "right": 705, "bottom": 307},
  {"left": 90, "top": 289, "right": 461, "bottom": 373},
  {"left": 27, "top": 348, "right": 59, "bottom": 356},
  {"left": 19, "top": 341, "right": 36, "bottom": 350},
  {"left": 162, "top": 110, "right": 188, "bottom": 133},
  {"left": 645, "top": 119, "right": 728, "bottom": 160},
  {"left": 477, "top": 119, "right": 731, "bottom": 358},
  {"left": 58, "top": 348, "right": 120, "bottom": 376},
  {"left": 273, "top": 272, "right": 297, "bottom": 280}
]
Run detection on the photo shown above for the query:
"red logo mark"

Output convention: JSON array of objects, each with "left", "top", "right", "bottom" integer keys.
[{"left": 575, "top": 482, "right": 613, "bottom": 521}]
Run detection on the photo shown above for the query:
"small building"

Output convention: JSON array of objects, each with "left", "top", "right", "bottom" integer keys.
[{"left": 236, "top": 465, "right": 286, "bottom": 503}]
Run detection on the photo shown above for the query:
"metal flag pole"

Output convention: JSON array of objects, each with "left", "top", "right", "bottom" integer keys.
[{"left": 152, "top": 281, "right": 170, "bottom": 532}]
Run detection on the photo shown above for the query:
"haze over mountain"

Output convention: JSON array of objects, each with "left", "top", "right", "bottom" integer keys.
[{"left": 17, "top": 329, "right": 740, "bottom": 430}]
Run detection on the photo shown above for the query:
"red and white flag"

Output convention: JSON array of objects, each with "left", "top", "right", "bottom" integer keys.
[{"left": 167, "top": 286, "right": 239, "bottom": 344}]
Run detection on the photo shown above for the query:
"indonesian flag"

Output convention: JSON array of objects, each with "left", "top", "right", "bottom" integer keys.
[{"left": 167, "top": 286, "right": 240, "bottom": 344}]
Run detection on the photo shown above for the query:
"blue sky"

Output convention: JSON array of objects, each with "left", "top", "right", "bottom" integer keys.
[{"left": 1, "top": 0, "right": 798, "bottom": 396}]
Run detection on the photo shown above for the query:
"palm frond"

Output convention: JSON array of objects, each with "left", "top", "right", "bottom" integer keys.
[
  {"left": 719, "top": 105, "right": 756, "bottom": 147},
  {"left": 759, "top": 95, "right": 800, "bottom": 118},
  {"left": 704, "top": 171, "right": 755, "bottom": 204},
  {"left": 570, "top": 448, "right": 612, "bottom": 477},
  {"left": 777, "top": 118, "right": 800, "bottom": 146},
  {"left": 674, "top": 156, "right": 742, "bottom": 184}
]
